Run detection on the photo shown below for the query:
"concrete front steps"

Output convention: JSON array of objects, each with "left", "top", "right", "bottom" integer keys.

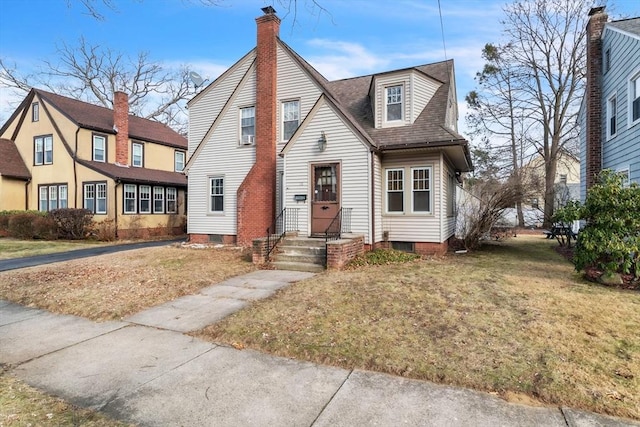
[{"left": 270, "top": 237, "right": 326, "bottom": 273}]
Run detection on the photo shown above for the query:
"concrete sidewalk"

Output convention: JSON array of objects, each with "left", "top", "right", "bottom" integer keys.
[{"left": 1, "top": 271, "right": 637, "bottom": 426}]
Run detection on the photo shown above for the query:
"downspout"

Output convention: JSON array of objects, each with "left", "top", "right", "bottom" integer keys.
[
  {"left": 74, "top": 128, "right": 80, "bottom": 208},
  {"left": 24, "top": 178, "right": 31, "bottom": 210},
  {"left": 370, "top": 149, "right": 375, "bottom": 250},
  {"left": 114, "top": 180, "right": 120, "bottom": 238}
]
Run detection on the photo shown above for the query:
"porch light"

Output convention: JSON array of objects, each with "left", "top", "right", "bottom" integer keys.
[{"left": 318, "top": 131, "right": 327, "bottom": 152}]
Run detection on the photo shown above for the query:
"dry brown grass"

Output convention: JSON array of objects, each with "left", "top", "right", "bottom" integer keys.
[
  {"left": 194, "top": 236, "right": 640, "bottom": 420},
  {"left": 0, "top": 244, "right": 254, "bottom": 321},
  {"left": 0, "top": 371, "right": 132, "bottom": 426}
]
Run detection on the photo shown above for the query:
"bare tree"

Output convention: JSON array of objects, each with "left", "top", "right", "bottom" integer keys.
[{"left": 499, "top": 0, "right": 590, "bottom": 227}]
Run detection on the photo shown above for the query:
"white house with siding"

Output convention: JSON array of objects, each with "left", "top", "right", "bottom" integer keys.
[{"left": 185, "top": 7, "right": 472, "bottom": 258}]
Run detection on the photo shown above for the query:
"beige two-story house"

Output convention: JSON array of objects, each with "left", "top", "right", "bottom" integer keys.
[{"left": 0, "top": 89, "right": 187, "bottom": 237}]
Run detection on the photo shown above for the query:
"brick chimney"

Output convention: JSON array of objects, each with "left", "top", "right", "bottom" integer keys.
[
  {"left": 585, "top": 6, "right": 607, "bottom": 191},
  {"left": 114, "top": 91, "right": 129, "bottom": 166},
  {"left": 236, "top": 7, "right": 280, "bottom": 246}
]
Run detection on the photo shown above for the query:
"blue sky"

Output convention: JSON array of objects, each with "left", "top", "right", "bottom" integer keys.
[{"left": 1, "top": 0, "right": 639, "bottom": 137}]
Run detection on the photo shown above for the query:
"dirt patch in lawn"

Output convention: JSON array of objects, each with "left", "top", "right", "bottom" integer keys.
[
  {"left": 0, "top": 244, "right": 254, "bottom": 321},
  {"left": 193, "top": 236, "right": 640, "bottom": 420}
]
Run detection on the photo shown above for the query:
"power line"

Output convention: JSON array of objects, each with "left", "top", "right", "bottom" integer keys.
[{"left": 437, "top": 0, "right": 448, "bottom": 60}]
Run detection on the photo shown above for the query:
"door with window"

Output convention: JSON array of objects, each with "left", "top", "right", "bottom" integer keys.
[{"left": 311, "top": 163, "right": 340, "bottom": 236}]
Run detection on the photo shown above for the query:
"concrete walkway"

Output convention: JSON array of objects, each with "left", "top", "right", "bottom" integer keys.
[{"left": 1, "top": 270, "right": 637, "bottom": 426}]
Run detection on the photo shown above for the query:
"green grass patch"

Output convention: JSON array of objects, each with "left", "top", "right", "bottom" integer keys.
[{"left": 0, "top": 238, "right": 107, "bottom": 260}]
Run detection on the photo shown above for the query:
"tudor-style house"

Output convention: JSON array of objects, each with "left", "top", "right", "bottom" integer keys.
[
  {"left": 186, "top": 7, "right": 472, "bottom": 266},
  {"left": 0, "top": 89, "right": 187, "bottom": 237},
  {"left": 580, "top": 7, "right": 640, "bottom": 200}
]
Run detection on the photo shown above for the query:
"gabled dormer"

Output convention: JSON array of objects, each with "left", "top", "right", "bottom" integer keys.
[{"left": 369, "top": 68, "right": 443, "bottom": 129}]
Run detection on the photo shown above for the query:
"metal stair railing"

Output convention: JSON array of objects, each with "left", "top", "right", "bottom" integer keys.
[{"left": 266, "top": 208, "right": 300, "bottom": 261}]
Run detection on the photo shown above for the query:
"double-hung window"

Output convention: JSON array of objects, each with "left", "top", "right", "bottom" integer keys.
[
  {"left": 83, "top": 182, "right": 107, "bottom": 214},
  {"left": 210, "top": 177, "right": 224, "bottom": 213},
  {"left": 282, "top": 100, "right": 299, "bottom": 141},
  {"left": 386, "top": 85, "right": 403, "bottom": 122},
  {"left": 93, "top": 134, "right": 106, "bottom": 162},
  {"left": 630, "top": 72, "right": 640, "bottom": 126},
  {"left": 166, "top": 187, "right": 177, "bottom": 213},
  {"left": 132, "top": 142, "right": 143, "bottom": 167},
  {"left": 386, "top": 169, "right": 404, "bottom": 213},
  {"left": 139, "top": 185, "right": 151, "bottom": 213},
  {"left": 153, "top": 187, "right": 164, "bottom": 213},
  {"left": 38, "top": 184, "right": 67, "bottom": 212},
  {"left": 607, "top": 94, "right": 617, "bottom": 138},
  {"left": 240, "top": 107, "right": 255, "bottom": 145},
  {"left": 34, "top": 135, "right": 53, "bottom": 165},
  {"left": 412, "top": 167, "right": 431, "bottom": 213},
  {"left": 124, "top": 184, "right": 137, "bottom": 214},
  {"left": 175, "top": 151, "right": 185, "bottom": 171}
]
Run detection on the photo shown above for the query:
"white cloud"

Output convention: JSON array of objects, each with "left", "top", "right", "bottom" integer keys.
[{"left": 305, "top": 39, "right": 390, "bottom": 80}]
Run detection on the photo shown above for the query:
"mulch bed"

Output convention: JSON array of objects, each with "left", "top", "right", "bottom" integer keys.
[{"left": 554, "top": 245, "right": 639, "bottom": 291}]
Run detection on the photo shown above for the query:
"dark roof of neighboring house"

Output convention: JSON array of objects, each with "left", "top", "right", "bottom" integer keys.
[
  {"left": 80, "top": 160, "right": 187, "bottom": 187},
  {"left": 608, "top": 17, "right": 640, "bottom": 36},
  {"left": 34, "top": 89, "right": 187, "bottom": 149},
  {"left": 0, "top": 138, "right": 30, "bottom": 180}
]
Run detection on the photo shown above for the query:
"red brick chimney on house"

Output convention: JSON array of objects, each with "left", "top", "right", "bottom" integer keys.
[
  {"left": 585, "top": 6, "right": 607, "bottom": 191},
  {"left": 236, "top": 7, "right": 280, "bottom": 246},
  {"left": 114, "top": 91, "right": 129, "bottom": 166}
]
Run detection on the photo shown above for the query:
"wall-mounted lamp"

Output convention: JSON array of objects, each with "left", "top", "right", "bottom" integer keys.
[{"left": 318, "top": 131, "right": 327, "bottom": 152}]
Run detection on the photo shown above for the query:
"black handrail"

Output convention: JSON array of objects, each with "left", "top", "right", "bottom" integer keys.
[{"left": 266, "top": 208, "right": 299, "bottom": 261}]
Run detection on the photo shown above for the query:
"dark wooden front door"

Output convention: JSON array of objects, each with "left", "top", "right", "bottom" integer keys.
[{"left": 311, "top": 163, "right": 340, "bottom": 236}]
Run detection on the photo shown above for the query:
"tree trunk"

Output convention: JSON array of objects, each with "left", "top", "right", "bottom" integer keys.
[{"left": 543, "top": 157, "right": 558, "bottom": 228}]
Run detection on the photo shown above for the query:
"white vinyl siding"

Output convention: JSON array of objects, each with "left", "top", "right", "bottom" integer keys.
[
  {"left": 412, "top": 72, "right": 442, "bottom": 124},
  {"left": 284, "top": 99, "right": 370, "bottom": 243}
]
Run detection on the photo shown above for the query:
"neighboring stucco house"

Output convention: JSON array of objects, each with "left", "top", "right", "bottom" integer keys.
[
  {"left": 186, "top": 7, "right": 472, "bottom": 256},
  {"left": 580, "top": 7, "right": 640, "bottom": 201},
  {"left": 0, "top": 89, "right": 188, "bottom": 237}
]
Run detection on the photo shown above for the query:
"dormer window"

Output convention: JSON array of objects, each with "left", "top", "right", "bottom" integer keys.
[{"left": 386, "top": 85, "right": 403, "bottom": 122}]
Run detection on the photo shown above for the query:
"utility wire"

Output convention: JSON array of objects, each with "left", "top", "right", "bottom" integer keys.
[{"left": 437, "top": 0, "right": 448, "bottom": 60}]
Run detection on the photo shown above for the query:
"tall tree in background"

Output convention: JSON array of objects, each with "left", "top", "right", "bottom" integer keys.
[
  {"left": 466, "top": 43, "right": 532, "bottom": 227},
  {"left": 468, "top": 0, "right": 591, "bottom": 227}
]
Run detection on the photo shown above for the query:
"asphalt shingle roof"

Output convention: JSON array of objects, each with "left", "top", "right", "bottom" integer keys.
[
  {"left": 0, "top": 138, "right": 30, "bottom": 180},
  {"left": 609, "top": 17, "right": 640, "bottom": 36},
  {"left": 80, "top": 160, "right": 187, "bottom": 187}
]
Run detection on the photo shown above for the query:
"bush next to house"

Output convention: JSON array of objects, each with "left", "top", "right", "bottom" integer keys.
[
  {"left": 0, "top": 209, "right": 94, "bottom": 240},
  {"left": 4, "top": 211, "right": 49, "bottom": 239},
  {"left": 48, "top": 209, "right": 94, "bottom": 240},
  {"left": 572, "top": 170, "right": 640, "bottom": 279}
]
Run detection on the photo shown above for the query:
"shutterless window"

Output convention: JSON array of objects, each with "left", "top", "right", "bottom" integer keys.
[
  {"left": 607, "top": 95, "right": 617, "bottom": 138},
  {"left": 153, "top": 186, "right": 164, "bottom": 213},
  {"left": 631, "top": 73, "right": 640, "bottom": 124},
  {"left": 83, "top": 182, "right": 105, "bottom": 214},
  {"left": 386, "top": 85, "right": 403, "bottom": 121},
  {"left": 139, "top": 185, "right": 151, "bottom": 213},
  {"left": 34, "top": 135, "right": 53, "bottom": 165},
  {"left": 175, "top": 151, "right": 185, "bottom": 172},
  {"left": 604, "top": 48, "right": 610, "bottom": 73},
  {"left": 93, "top": 135, "right": 106, "bottom": 162},
  {"left": 166, "top": 187, "right": 177, "bottom": 213},
  {"left": 412, "top": 167, "right": 431, "bottom": 213},
  {"left": 32, "top": 102, "right": 39, "bottom": 122},
  {"left": 282, "top": 100, "right": 300, "bottom": 141},
  {"left": 619, "top": 170, "right": 630, "bottom": 188},
  {"left": 132, "top": 143, "right": 143, "bottom": 167},
  {"left": 124, "top": 184, "right": 137, "bottom": 214},
  {"left": 240, "top": 107, "right": 255, "bottom": 145},
  {"left": 96, "top": 183, "right": 107, "bottom": 214},
  {"left": 210, "top": 177, "right": 224, "bottom": 212},
  {"left": 84, "top": 184, "right": 95, "bottom": 212},
  {"left": 38, "top": 184, "right": 67, "bottom": 212},
  {"left": 386, "top": 169, "right": 404, "bottom": 213}
]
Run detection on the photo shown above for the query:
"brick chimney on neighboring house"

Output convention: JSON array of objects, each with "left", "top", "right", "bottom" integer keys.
[
  {"left": 585, "top": 6, "right": 607, "bottom": 191},
  {"left": 114, "top": 91, "right": 129, "bottom": 166},
  {"left": 236, "top": 7, "right": 280, "bottom": 246}
]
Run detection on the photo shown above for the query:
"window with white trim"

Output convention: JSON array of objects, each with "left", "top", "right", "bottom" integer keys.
[
  {"left": 124, "top": 184, "right": 137, "bottom": 214},
  {"left": 34, "top": 135, "right": 53, "bottom": 165},
  {"left": 240, "top": 106, "right": 255, "bottom": 145},
  {"left": 282, "top": 100, "right": 300, "bottom": 141},
  {"left": 93, "top": 134, "right": 106, "bottom": 162},
  {"left": 32, "top": 102, "right": 39, "bottom": 122},
  {"left": 386, "top": 85, "right": 403, "bottom": 122},
  {"left": 386, "top": 169, "right": 404, "bottom": 213},
  {"left": 174, "top": 151, "right": 185, "bottom": 172},
  {"left": 618, "top": 169, "right": 630, "bottom": 188},
  {"left": 38, "top": 184, "right": 67, "bottom": 212},
  {"left": 630, "top": 71, "right": 640, "bottom": 126},
  {"left": 412, "top": 167, "right": 432, "bottom": 213},
  {"left": 210, "top": 177, "right": 224, "bottom": 213},
  {"left": 607, "top": 94, "right": 617, "bottom": 138},
  {"left": 153, "top": 186, "right": 164, "bottom": 214},
  {"left": 83, "top": 182, "right": 107, "bottom": 214},
  {"left": 166, "top": 187, "right": 177, "bottom": 213},
  {"left": 132, "top": 143, "right": 143, "bottom": 167},
  {"left": 139, "top": 185, "right": 151, "bottom": 213}
]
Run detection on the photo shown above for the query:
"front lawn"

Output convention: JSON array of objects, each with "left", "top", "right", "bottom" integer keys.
[
  {"left": 0, "top": 238, "right": 108, "bottom": 260},
  {"left": 193, "top": 235, "right": 640, "bottom": 420}
]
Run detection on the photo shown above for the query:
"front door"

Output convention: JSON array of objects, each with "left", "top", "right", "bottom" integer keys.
[{"left": 311, "top": 163, "right": 340, "bottom": 236}]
